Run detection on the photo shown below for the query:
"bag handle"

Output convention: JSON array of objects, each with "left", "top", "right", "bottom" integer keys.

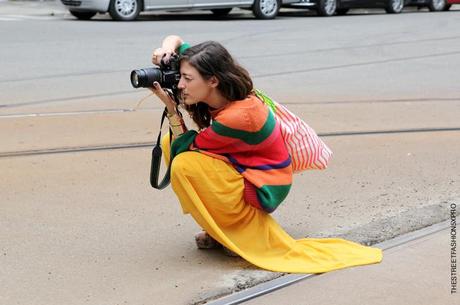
[
  {"left": 254, "top": 89, "right": 277, "bottom": 114},
  {"left": 150, "top": 107, "right": 172, "bottom": 189}
]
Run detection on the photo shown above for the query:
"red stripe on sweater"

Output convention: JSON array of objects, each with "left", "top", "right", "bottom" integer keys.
[
  {"left": 244, "top": 179, "right": 262, "bottom": 210},
  {"left": 194, "top": 123, "right": 289, "bottom": 168}
]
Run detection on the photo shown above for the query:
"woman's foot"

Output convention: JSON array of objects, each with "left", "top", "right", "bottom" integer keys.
[
  {"left": 222, "top": 246, "right": 239, "bottom": 257},
  {"left": 194, "top": 231, "right": 240, "bottom": 257},
  {"left": 194, "top": 231, "right": 221, "bottom": 249}
]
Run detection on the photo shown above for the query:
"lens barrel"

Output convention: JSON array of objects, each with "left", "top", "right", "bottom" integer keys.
[{"left": 130, "top": 68, "right": 162, "bottom": 88}]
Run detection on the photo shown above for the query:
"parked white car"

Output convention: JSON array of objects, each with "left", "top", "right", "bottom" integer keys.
[{"left": 61, "top": 0, "right": 301, "bottom": 21}]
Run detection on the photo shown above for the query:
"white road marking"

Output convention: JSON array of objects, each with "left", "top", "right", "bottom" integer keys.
[
  {"left": 0, "top": 14, "right": 60, "bottom": 21},
  {"left": 0, "top": 109, "right": 139, "bottom": 119},
  {"left": 0, "top": 16, "right": 18, "bottom": 21}
]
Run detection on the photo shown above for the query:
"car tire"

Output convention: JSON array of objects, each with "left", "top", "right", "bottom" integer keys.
[
  {"left": 211, "top": 8, "right": 232, "bottom": 16},
  {"left": 317, "top": 0, "right": 337, "bottom": 17},
  {"left": 385, "top": 0, "right": 404, "bottom": 13},
  {"left": 443, "top": 3, "right": 452, "bottom": 10},
  {"left": 69, "top": 10, "right": 97, "bottom": 20},
  {"left": 109, "top": 0, "right": 142, "bottom": 21},
  {"left": 336, "top": 8, "right": 349, "bottom": 15},
  {"left": 252, "top": 0, "right": 281, "bottom": 19},
  {"left": 428, "top": 0, "right": 446, "bottom": 11}
]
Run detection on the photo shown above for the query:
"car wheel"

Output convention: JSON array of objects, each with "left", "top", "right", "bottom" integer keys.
[
  {"left": 211, "top": 8, "right": 232, "bottom": 16},
  {"left": 317, "top": 0, "right": 337, "bottom": 17},
  {"left": 385, "top": 0, "right": 404, "bottom": 13},
  {"left": 252, "top": 0, "right": 281, "bottom": 19},
  {"left": 443, "top": 3, "right": 452, "bottom": 10},
  {"left": 336, "top": 8, "right": 349, "bottom": 15},
  {"left": 69, "top": 10, "right": 97, "bottom": 20},
  {"left": 428, "top": 0, "right": 446, "bottom": 11},
  {"left": 109, "top": 0, "right": 141, "bottom": 21}
]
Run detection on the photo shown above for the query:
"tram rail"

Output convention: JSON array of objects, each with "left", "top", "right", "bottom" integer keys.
[{"left": 1, "top": 127, "right": 459, "bottom": 158}]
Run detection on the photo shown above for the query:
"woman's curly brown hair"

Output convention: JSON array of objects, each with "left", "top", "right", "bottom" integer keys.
[{"left": 179, "top": 41, "right": 253, "bottom": 129}]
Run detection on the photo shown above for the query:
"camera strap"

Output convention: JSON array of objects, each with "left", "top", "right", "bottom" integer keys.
[{"left": 150, "top": 108, "right": 172, "bottom": 190}]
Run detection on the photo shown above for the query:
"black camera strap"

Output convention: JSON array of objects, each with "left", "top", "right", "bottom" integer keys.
[{"left": 150, "top": 107, "right": 172, "bottom": 189}]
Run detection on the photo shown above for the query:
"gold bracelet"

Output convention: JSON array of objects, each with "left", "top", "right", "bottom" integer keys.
[
  {"left": 168, "top": 113, "right": 183, "bottom": 125},
  {"left": 170, "top": 124, "right": 187, "bottom": 137},
  {"left": 167, "top": 113, "right": 187, "bottom": 137}
]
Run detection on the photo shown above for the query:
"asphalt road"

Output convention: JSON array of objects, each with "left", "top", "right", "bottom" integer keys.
[{"left": 1, "top": 1, "right": 459, "bottom": 305}]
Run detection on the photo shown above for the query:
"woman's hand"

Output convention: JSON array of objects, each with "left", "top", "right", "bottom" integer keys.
[
  {"left": 149, "top": 81, "right": 177, "bottom": 115},
  {"left": 152, "top": 35, "right": 184, "bottom": 65},
  {"left": 151, "top": 47, "right": 175, "bottom": 66}
]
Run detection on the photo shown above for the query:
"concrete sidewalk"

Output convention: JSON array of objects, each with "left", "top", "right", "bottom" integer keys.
[
  {"left": 1, "top": 130, "right": 458, "bottom": 305},
  {"left": 247, "top": 227, "right": 458, "bottom": 305}
]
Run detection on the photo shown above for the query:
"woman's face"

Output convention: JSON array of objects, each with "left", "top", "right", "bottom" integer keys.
[{"left": 178, "top": 60, "right": 214, "bottom": 105}]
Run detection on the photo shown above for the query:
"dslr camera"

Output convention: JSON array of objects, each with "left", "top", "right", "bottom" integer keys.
[
  {"left": 130, "top": 55, "right": 182, "bottom": 190},
  {"left": 130, "top": 55, "right": 181, "bottom": 90}
]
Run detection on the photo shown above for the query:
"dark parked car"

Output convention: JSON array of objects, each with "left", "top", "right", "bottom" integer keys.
[
  {"left": 407, "top": 0, "right": 449, "bottom": 11},
  {"left": 285, "top": 0, "right": 448, "bottom": 16},
  {"left": 285, "top": 0, "right": 409, "bottom": 16},
  {"left": 443, "top": 0, "right": 459, "bottom": 9}
]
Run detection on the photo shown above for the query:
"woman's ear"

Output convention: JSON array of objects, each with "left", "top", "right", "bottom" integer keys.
[{"left": 208, "top": 76, "right": 219, "bottom": 88}]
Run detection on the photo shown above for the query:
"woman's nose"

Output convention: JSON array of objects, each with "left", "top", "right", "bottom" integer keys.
[{"left": 178, "top": 78, "right": 185, "bottom": 89}]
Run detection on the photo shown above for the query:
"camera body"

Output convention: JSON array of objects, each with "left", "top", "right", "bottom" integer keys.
[{"left": 130, "top": 55, "right": 181, "bottom": 90}]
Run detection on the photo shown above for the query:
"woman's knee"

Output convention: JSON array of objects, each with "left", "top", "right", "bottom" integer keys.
[
  {"left": 161, "top": 133, "right": 172, "bottom": 165},
  {"left": 171, "top": 152, "right": 198, "bottom": 178},
  {"left": 161, "top": 133, "right": 171, "bottom": 151}
]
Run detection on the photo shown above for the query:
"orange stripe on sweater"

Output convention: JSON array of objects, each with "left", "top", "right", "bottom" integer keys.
[
  {"left": 212, "top": 95, "right": 269, "bottom": 133},
  {"left": 189, "top": 145, "right": 231, "bottom": 163},
  {"left": 242, "top": 166, "right": 293, "bottom": 188}
]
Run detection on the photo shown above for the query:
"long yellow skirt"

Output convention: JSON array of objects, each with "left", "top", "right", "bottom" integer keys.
[{"left": 162, "top": 134, "right": 382, "bottom": 273}]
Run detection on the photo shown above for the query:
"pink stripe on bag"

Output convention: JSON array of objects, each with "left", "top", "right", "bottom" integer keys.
[
  {"left": 276, "top": 107, "right": 302, "bottom": 169},
  {"left": 285, "top": 110, "right": 305, "bottom": 170},
  {"left": 256, "top": 91, "right": 332, "bottom": 173}
]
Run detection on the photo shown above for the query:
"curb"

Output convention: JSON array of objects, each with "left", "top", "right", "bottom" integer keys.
[{"left": 190, "top": 200, "right": 459, "bottom": 305}]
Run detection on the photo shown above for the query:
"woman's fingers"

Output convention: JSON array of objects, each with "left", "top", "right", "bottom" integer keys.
[
  {"left": 152, "top": 48, "right": 176, "bottom": 65},
  {"left": 163, "top": 52, "right": 172, "bottom": 64},
  {"left": 152, "top": 48, "right": 163, "bottom": 65},
  {"left": 150, "top": 82, "right": 176, "bottom": 107},
  {"left": 150, "top": 82, "right": 167, "bottom": 98}
]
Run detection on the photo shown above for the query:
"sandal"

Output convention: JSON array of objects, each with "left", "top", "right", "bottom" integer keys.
[
  {"left": 194, "top": 231, "right": 221, "bottom": 249},
  {"left": 222, "top": 246, "right": 239, "bottom": 257}
]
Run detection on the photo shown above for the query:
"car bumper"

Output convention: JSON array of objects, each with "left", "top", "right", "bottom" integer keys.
[{"left": 60, "top": 0, "right": 110, "bottom": 13}]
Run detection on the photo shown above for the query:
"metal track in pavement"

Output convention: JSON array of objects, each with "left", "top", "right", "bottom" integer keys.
[
  {"left": 1, "top": 127, "right": 459, "bottom": 158},
  {"left": 204, "top": 220, "right": 451, "bottom": 305},
  {"left": 1, "top": 95, "right": 459, "bottom": 118}
]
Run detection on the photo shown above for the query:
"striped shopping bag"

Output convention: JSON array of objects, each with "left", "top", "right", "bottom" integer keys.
[{"left": 255, "top": 89, "right": 333, "bottom": 173}]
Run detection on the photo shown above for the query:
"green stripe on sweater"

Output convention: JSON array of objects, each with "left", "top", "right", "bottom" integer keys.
[
  {"left": 211, "top": 110, "right": 276, "bottom": 145},
  {"left": 256, "top": 184, "right": 291, "bottom": 212},
  {"left": 170, "top": 130, "right": 198, "bottom": 159}
]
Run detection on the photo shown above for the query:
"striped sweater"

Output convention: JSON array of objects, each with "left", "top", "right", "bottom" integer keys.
[{"left": 170, "top": 94, "right": 293, "bottom": 213}]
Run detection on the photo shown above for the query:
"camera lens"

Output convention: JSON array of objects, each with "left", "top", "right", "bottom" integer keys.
[
  {"left": 130, "top": 68, "right": 162, "bottom": 88},
  {"left": 131, "top": 72, "right": 140, "bottom": 88}
]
